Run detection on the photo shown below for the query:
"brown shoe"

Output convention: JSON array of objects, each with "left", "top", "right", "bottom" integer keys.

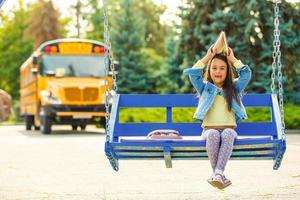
[
  {"left": 207, "top": 174, "right": 216, "bottom": 188},
  {"left": 210, "top": 174, "right": 224, "bottom": 189},
  {"left": 221, "top": 175, "right": 232, "bottom": 189}
]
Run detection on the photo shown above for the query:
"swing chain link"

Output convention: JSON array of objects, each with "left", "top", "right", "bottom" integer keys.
[
  {"left": 104, "top": 4, "right": 118, "bottom": 93},
  {"left": 103, "top": 0, "right": 111, "bottom": 143},
  {"left": 272, "top": 0, "right": 285, "bottom": 138},
  {"left": 103, "top": 0, "right": 119, "bottom": 171},
  {"left": 103, "top": 0, "right": 118, "bottom": 143}
]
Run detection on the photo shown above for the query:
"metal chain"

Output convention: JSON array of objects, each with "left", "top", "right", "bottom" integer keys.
[
  {"left": 103, "top": 0, "right": 118, "bottom": 92},
  {"left": 271, "top": 2, "right": 279, "bottom": 93},
  {"left": 103, "top": 0, "right": 117, "bottom": 142},
  {"left": 103, "top": 0, "right": 119, "bottom": 171},
  {"left": 272, "top": 0, "right": 285, "bottom": 137}
]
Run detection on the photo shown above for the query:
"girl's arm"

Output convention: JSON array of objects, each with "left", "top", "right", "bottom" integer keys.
[
  {"left": 227, "top": 48, "right": 252, "bottom": 93},
  {"left": 183, "top": 47, "right": 215, "bottom": 95}
]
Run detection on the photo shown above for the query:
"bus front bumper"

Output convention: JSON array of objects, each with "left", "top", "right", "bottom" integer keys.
[
  {"left": 41, "top": 104, "right": 109, "bottom": 125},
  {"left": 56, "top": 111, "right": 108, "bottom": 118}
]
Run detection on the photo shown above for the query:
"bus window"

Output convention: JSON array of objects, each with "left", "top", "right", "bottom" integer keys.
[{"left": 40, "top": 55, "right": 106, "bottom": 77}]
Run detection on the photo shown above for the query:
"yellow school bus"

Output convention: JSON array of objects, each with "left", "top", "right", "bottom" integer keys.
[{"left": 20, "top": 38, "right": 113, "bottom": 134}]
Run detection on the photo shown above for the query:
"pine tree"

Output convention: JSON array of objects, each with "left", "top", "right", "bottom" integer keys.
[
  {"left": 85, "top": 0, "right": 103, "bottom": 41},
  {"left": 177, "top": 0, "right": 300, "bottom": 104},
  {"left": 155, "top": 34, "right": 183, "bottom": 94},
  {"left": 111, "top": 0, "right": 151, "bottom": 94},
  {"left": 177, "top": 0, "right": 223, "bottom": 93},
  {"left": 136, "top": 0, "right": 168, "bottom": 55},
  {"left": 279, "top": 1, "right": 300, "bottom": 103},
  {"left": 26, "top": 0, "right": 61, "bottom": 48}
]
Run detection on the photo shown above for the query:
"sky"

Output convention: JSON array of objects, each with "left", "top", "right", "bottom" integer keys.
[
  {"left": 1, "top": 0, "right": 299, "bottom": 36},
  {"left": 1, "top": 0, "right": 184, "bottom": 22},
  {"left": 2, "top": 0, "right": 299, "bottom": 16},
  {"left": 1, "top": 0, "right": 184, "bottom": 36}
]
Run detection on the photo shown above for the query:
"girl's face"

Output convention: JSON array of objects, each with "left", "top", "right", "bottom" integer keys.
[{"left": 209, "top": 58, "right": 228, "bottom": 87}]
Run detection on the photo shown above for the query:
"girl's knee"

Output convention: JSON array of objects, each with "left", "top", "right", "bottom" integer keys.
[
  {"left": 221, "top": 128, "right": 237, "bottom": 140},
  {"left": 206, "top": 129, "right": 221, "bottom": 141}
]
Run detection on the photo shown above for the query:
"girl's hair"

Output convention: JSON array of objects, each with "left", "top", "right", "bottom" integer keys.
[{"left": 204, "top": 54, "right": 241, "bottom": 111}]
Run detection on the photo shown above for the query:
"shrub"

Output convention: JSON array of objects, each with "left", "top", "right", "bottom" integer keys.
[{"left": 119, "top": 103, "right": 300, "bottom": 129}]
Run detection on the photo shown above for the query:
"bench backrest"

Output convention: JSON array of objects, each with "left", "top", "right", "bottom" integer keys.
[{"left": 109, "top": 94, "right": 282, "bottom": 140}]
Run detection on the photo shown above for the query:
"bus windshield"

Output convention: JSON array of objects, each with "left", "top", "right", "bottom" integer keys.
[{"left": 40, "top": 55, "right": 106, "bottom": 77}]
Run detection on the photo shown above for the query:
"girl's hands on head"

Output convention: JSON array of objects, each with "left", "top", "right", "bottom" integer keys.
[
  {"left": 201, "top": 45, "right": 216, "bottom": 64},
  {"left": 206, "top": 45, "right": 216, "bottom": 58},
  {"left": 207, "top": 45, "right": 216, "bottom": 59},
  {"left": 227, "top": 47, "right": 238, "bottom": 65}
]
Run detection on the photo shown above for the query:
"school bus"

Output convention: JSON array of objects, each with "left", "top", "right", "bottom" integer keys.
[{"left": 20, "top": 38, "right": 113, "bottom": 134}]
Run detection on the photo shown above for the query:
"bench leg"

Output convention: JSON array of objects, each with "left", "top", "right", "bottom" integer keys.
[
  {"left": 273, "top": 140, "right": 286, "bottom": 170},
  {"left": 105, "top": 141, "right": 119, "bottom": 171},
  {"left": 163, "top": 146, "right": 172, "bottom": 168}
]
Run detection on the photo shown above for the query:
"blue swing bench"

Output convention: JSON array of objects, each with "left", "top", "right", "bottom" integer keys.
[{"left": 105, "top": 93, "right": 286, "bottom": 171}]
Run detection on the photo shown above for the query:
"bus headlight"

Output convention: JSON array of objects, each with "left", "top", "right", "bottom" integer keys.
[
  {"left": 41, "top": 90, "right": 51, "bottom": 97},
  {"left": 40, "top": 90, "right": 62, "bottom": 104},
  {"left": 48, "top": 97, "right": 62, "bottom": 104}
]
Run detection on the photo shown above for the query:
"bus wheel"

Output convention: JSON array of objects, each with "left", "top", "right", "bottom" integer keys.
[
  {"left": 25, "top": 115, "right": 34, "bottom": 130},
  {"left": 41, "top": 115, "right": 51, "bottom": 134},
  {"left": 100, "top": 117, "right": 106, "bottom": 128},
  {"left": 72, "top": 125, "right": 78, "bottom": 131},
  {"left": 80, "top": 124, "right": 86, "bottom": 131}
]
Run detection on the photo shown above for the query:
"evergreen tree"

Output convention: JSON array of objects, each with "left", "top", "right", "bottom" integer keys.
[
  {"left": 85, "top": 0, "right": 103, "bottom": 41},
  {"left": 155, "top": 33, "right": 183, "bottom": 94},
  {"left": 140, "top": 48, "right": 163, "bottom": 93},
  {"left": 84, "top": 0, "right": 118, "bottom": 41},
  {"left": 111, "top": 0, "right": 151, "bottom": 94},
  {"left": 280, "top": 2, "right": 300, "bottom": 103},
  {"left": 26, "top": 0, "right": 61, "bottom": 48},
  {"left": 85, "top": 0, "right": 170, "bottom": 93},
  {"left": 177, "top": 0, "right": 300, "bottom": 104},
  {"left": 136, "top": 0, "right": 168, "bottom": 55},
  {"left": 177, "top": 0, "right": 216, "bottom": 93}
]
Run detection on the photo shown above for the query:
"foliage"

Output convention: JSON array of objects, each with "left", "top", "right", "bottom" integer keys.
[
  {"left": 177, "top": 0, "right": 300, "bottom": 104},
  {"left": 0, "top": 1, "right": 33, "bottom": 99},
  {"left": 140, "top": 48, "right": 164, "bottom": 93},
  {"left": 0, "top": 0, "right": 299, "bottom": 125},
  {"left": 284, "top": 103, "right": 300, "bottom": 129},
  {"left": 85, "top": 0, "right": 104, "bottom": 41},
  {"left": 119, "top": 108, "right": 166, "bottom": 123},
  {"left": 84, "top": 0, "right": 171, "bottom": 94},
  {"left": 119, "top": 103, "right": 300, "bottom": 129},
  {"left": 26, "top": 0, "right": 62, "bottom": 48},
  {"left": 111, "top": 0, "right": 152, "bottom": 94},
  {"left": 159, "top": 35, "right": 184, "bottom": 94},
  {"left": 136, "top": 0, "right": 168, "bottom": 55},
  {"left": 83, "top": 0, "right": 119, "bottom": 40}
]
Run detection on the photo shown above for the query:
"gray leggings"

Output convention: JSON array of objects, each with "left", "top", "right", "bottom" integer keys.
[{"left": 202, "top": 128, "right": 237, "bottom": 174}]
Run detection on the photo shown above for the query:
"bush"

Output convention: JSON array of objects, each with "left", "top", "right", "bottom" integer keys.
[
  {"left": 284, "top": 103, "right": 300, "bottom": 129},
  {"left": 119, "top": 103, "right": 300, "bottom": 129}
]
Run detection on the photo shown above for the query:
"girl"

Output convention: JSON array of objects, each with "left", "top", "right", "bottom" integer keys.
[{"left": 183, "top": 46, "right": 252, "bottom": 189}]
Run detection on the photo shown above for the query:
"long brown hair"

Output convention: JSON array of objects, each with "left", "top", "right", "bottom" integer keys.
[{"left": 204, "top": 54, "right": 240, "bottom": 111}]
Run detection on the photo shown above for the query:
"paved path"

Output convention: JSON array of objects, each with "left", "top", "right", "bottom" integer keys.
[{"left": 0, "top": 125, "right": 299, "bottom": 200}]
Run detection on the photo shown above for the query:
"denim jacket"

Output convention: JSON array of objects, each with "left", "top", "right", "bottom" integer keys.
[{"left": 183, "top": 65, "right": 252, "bottom": 122}]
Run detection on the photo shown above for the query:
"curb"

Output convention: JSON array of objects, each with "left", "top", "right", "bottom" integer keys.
[{"left": 286, "top": 130, "right": 300, "bottom": 134}]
